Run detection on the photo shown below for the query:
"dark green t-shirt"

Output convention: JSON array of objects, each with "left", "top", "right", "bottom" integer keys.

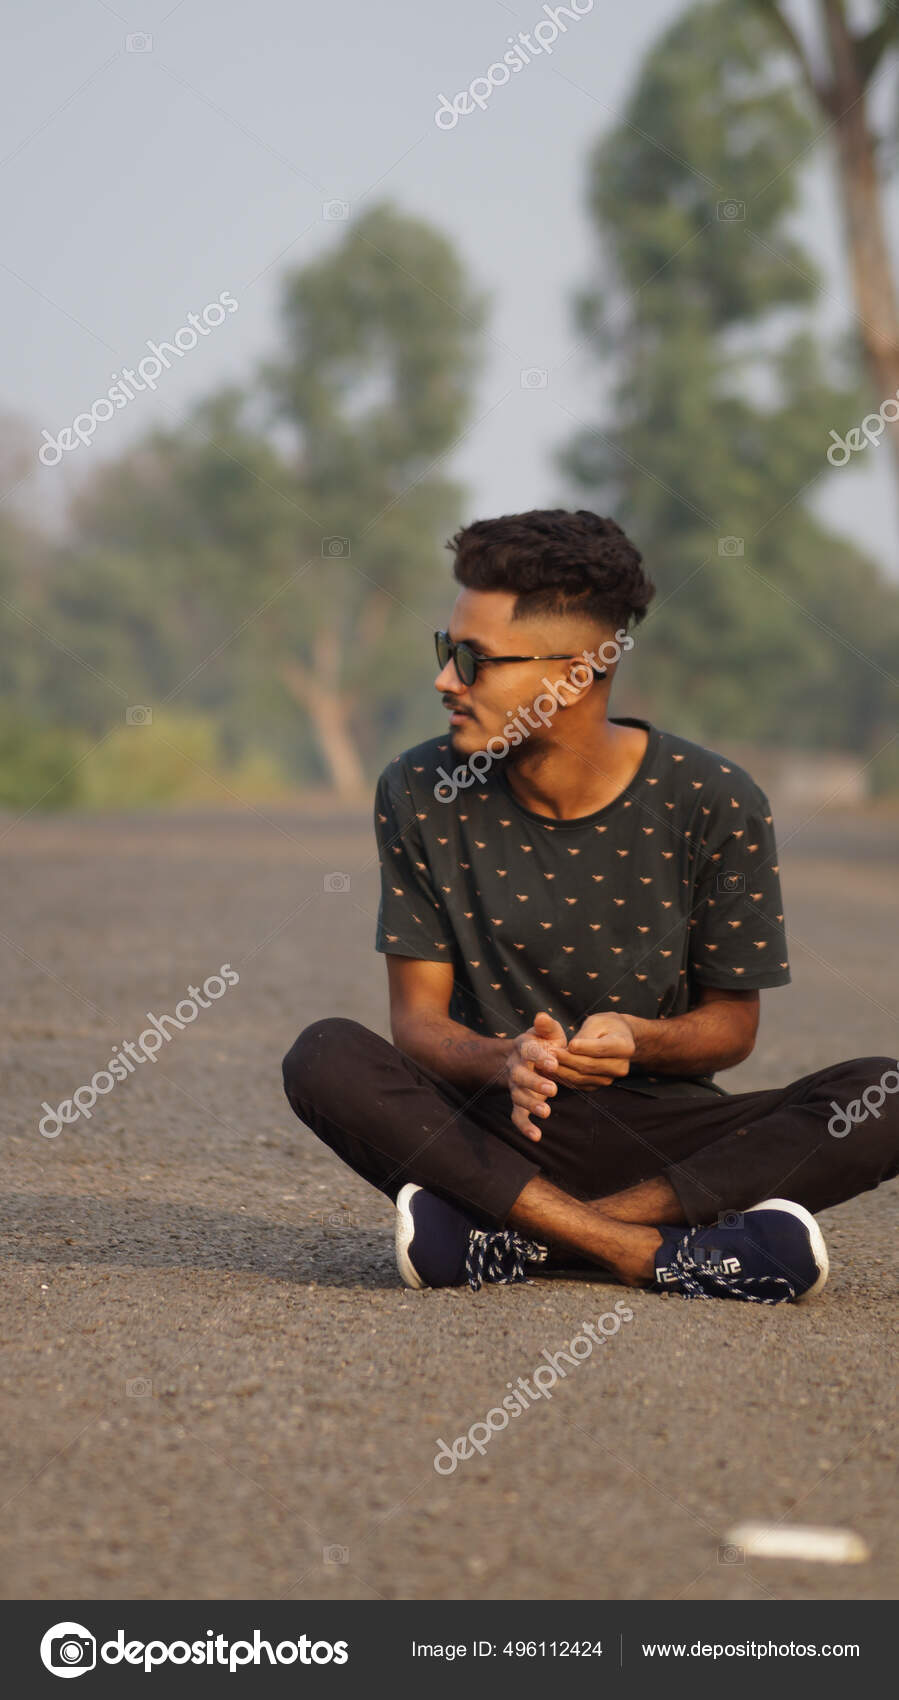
[{"left": 374, "top": 716, "right": 791, "bottom": 1099}]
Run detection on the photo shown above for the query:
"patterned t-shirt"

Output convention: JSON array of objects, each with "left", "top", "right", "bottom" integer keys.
[{"left": 373, "top": 716, "right": 791, "bottom": 1098}]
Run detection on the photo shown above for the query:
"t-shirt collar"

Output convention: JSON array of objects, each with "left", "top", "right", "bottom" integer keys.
[{"left": 494, "top": 717, "right": 659, "bottom": 829}]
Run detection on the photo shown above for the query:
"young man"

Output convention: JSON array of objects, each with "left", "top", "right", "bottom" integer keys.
[{"left": 283, "top": 509, "right": 898, "bottom": 1303}]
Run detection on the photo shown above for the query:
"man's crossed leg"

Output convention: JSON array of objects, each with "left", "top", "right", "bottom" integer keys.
[{"left": 282, "top": 1018, "right": 899, "bottom": 1304}]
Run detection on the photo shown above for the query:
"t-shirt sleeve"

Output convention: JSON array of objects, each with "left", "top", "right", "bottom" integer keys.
[
  {"left": 688, "top": 773, "right": 791, "bottom": 990},
  {"left": 373, "top": 764, "right": 456, "bottom": 961}
]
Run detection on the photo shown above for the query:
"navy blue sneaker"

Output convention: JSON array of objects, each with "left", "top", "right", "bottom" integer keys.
[
  {"left": 395, "top": 1183, "right": 548, "bottom": 1293},
  {"left": 654, "top": 1198, "right": 829, "bottom": 1304}
]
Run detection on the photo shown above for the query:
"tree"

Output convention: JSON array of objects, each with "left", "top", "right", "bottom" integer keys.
[
  {"left": 559, "top": 0, "right": 899, "bottom": 755},
  {"left": 261, "top": 201, "right": 485, "bottom": 793},
  {"left": 750, "top": 1, "right": 899, "bottom": 494},
  {"left": 68, "top": 204, "right": 485, "bottom": 796}
]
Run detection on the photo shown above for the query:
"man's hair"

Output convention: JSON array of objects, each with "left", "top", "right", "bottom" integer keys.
[{"left": 446, "top": 508, "right": 655, "bottom": 630}]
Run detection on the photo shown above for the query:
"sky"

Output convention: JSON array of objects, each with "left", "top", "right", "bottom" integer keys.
[{"left": 3, "top": 0, "right": 897, "bottom": 576}]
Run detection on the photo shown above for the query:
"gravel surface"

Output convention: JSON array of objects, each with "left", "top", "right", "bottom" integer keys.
[{"left": 1, "top": 806, "right": 896, "bottom": 1600}]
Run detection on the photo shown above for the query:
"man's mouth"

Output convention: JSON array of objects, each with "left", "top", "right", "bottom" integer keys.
[{"left": 445, "top": 702, "right": 474, "bottom": 725}]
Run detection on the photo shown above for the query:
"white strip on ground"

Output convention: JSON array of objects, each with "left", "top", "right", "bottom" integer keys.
[{"left": 725, "top": 1522, "right": 870, "bottom": 1563}]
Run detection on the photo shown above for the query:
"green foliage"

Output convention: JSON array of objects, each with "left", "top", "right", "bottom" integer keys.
[
  {"left": 75, "top": 711, "right": 226, "bottom": 809},
  {"left": 559, "top": 0, "right": 899, "bottom": 763},
  {"left": 2, "top": 83, "right": 897, "bottom": 809},
  {"left": 0, "top": 713, "right": 84, "bottom": 809},
  {"left": 0, "top": 708, "right": 288, "bottom": 813},
  {"left": 51, "top": 202, "right": 484, "bottom": 796}
]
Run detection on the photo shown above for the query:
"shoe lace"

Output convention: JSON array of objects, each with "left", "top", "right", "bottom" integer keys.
[
  {"left": 663, "top": 1229, "right": 797, "bottom": 1305},
  {"left": 465, "top": 1229, "right": 548, "bottom": 1293}
]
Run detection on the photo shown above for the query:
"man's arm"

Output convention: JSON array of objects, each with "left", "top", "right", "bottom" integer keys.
[
  {"left": 386, "top": 960, "right": 573, "bottom": 1140},
  {"left": 622, "top": 983, "right": 759, "bottom": 1074},
  {"left": 386, "top": 956, "right": 515, "bottom": 1091},
  {"left": 557, "top": 984, "right": 759, "bottom": 1087}
]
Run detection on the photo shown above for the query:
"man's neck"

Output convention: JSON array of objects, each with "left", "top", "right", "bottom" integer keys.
[{"left": 500, "top": 718, "right": 649, "bottom": 820}]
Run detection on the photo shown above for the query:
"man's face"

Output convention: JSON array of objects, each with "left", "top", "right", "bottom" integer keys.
[{"left": 435, "top": 587, "right": 604, "bottom": 757}]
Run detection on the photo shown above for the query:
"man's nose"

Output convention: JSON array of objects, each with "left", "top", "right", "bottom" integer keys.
[{"left": 435, "top": 659, "right": 464, "bottom": 693}]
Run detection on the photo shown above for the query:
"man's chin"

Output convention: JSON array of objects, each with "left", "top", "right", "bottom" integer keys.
[{"left": 448, "top": 719, "right": 478, "bottom": 754}]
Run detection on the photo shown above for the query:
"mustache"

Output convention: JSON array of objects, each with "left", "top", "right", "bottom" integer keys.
[{"left": 443, "top": 698, "right": 473, "bottom": 714}]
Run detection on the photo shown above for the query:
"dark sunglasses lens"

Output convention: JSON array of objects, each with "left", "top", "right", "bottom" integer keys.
[
  {"left": 455, "top": 645, "right": 476, "bottom": 685},
  {"left": 436, "top": 632, "right": 476, "bottom": 684}
]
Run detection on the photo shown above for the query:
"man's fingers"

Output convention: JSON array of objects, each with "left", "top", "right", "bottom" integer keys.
[
  {"left": 510, "top": 1081, "right": 554, "bottom": 1114},
  {"left": 512, "top": 1093, "right": 552, "bottom": 1119},
  {"left": 553, "top": 1062, "right": 615, "bottom": 1088},
  {"left": 510, "top": 1103, "right": 543, "bottom": 1142},
  {"left": 510, "top": 1062, "right": 556, "bottom": 1098},
  {"left": 568, "top": 1035, "right": 632, "bottom": 1058},
  {"left": 554, "top": 1049, "right": 630, "bottom": 1078},
  {"left": 521, "top": 1037, "right": 558, "bottom": 1072}
]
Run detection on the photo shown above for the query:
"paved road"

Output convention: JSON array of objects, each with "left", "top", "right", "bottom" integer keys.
[{"left": 1, "top": 806, "right": 897, "bottom": 1600}]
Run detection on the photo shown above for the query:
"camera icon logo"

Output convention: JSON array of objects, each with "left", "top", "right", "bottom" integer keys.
[
  {"left": 717, "top": 200, "right": 745, "bottom": 221},
  {"left": 40, "top": 1621, "right": 96, "bottom": 1677},
  {"left": 320, "top": 1209, "right": 356, "bottom": 1228},
  {"left": 717, "top": 1544, "right": 745, "bottom": 1564},
  {"left": 324, "top": 872, "right": 350, "bottom": 893},
  {"left": 717, "top": 536, "right": 744, "bottom": 556},
  {"left": 322, "top": 536, "right": 350, "bottom": 557},
  {"left": 323, "top": 1544, "right": 349, "bottom": 1564},
  {"left": 716, "top": 871, "right": 745, "bottom": 894},
  {"left": 520, "top": 368, "right": 548, "bottom": 389},
  {"left": 125, "top": 705, "right": 153, "bottom": 726},
  {"left": 126, "top": 1376, "right": 152, "bottom": 1397},
  {"left": 322, "top": 200, "right": 350, "bottom": 221},
  {"left": 125, "top": 32, "right": 153, "bottom": 53},
  {"left": 717, "top": 1210, "right": 744, "bottom": 1229}
]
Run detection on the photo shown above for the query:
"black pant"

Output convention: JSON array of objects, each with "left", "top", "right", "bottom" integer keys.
[{"left": 282, "top": 1019, "right": 899, "bottom": 1229}]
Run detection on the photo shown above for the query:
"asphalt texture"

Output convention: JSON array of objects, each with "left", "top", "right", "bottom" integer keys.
[{"left": 1, "top": 805, "right": 897, "bottom": 1601}]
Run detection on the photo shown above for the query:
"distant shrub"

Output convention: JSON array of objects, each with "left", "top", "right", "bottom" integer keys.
[
  {"left": 0, "top": 714, "right": 84, "bottom": 809},
  {"left": 0, "top": 708, "right": 292, "bottom": 811},
  {"left": 77, "top": 711, "right": 288, "bottom": 808},
  {"left": 77, "top": 711, "right": 223, "bottom": 808}
]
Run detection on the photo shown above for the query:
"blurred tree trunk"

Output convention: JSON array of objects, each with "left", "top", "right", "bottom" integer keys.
[
  {"left": 282, "top": 627, "right": 365, "bottom": 797},
  {"left": 760, "top": 0, "right": 899, "bottom": 487}
]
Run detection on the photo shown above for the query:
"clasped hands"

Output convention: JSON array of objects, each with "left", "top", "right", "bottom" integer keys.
[{"left": 504, "top": 1010, "right": 636, "bottom": 1142}]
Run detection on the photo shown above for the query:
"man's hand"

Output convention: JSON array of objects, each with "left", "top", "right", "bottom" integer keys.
[
  {"left": 505, "top": 1011, "right": 637, "bottom": 1142},
  {"left": 552, "top": 1012, "right": 636, "bottom": 1090},
  {"left": 504, "top": 1011, "right": 566, "bottom": 1142}
]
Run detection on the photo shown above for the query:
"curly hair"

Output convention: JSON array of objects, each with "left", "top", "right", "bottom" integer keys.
[{"left": 446, "top": 508, "right": 655, "bottom": 631}]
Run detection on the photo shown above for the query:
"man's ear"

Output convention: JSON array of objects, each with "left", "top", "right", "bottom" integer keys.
[{"left": 555, "top": 660, "right": 607, "bottom": 706}]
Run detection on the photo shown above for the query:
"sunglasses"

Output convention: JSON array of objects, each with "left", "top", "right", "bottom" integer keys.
[{"left": 435, "top": 629, "right": 582, "bottom": 687}]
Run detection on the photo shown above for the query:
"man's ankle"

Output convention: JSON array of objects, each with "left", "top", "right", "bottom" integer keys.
[{"left": 609, "top": 1226, "right": 663, "bottom": 1287}]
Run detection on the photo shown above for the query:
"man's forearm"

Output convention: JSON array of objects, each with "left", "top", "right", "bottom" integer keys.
[
  {"left": 393, "top": 1009, "right": 515, "bottom": 1091},
  {"left": 621, "top": 1005, "right": 750, "bottom": 1076}
]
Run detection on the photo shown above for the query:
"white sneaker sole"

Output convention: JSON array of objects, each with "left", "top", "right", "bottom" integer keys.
[
  {"left": 747, "top": 1197, "right": 829, "bottom": 1301},
  {"left": 395, "top": 1183, "right": 427, "bottom": 1290}
]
